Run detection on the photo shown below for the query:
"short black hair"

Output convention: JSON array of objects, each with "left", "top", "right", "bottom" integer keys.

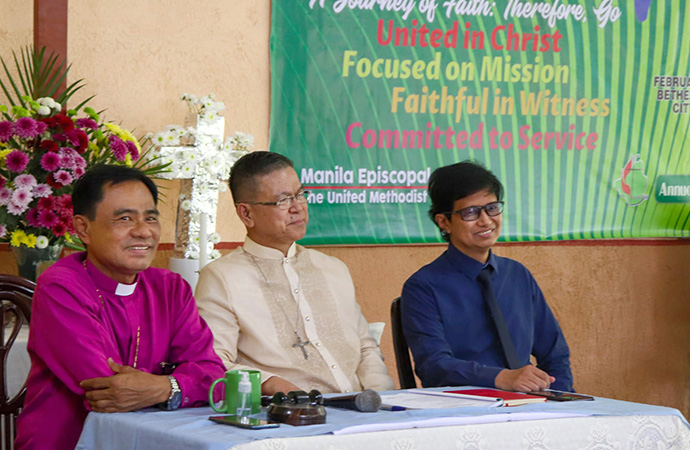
[
  {"left": 229, "top": 151, "right": 294, "bottom": 203},
  {"left": 428, "top": 161, "right": 504, "bottom": 241},
  {"left": 72, "top": 165, "right": 158, "bottom": 220}
]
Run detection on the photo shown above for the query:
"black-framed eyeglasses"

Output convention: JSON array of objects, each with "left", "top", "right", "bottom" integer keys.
[
  {"left": 241, "top": 189, "right": 311, "bottom": 210},
  {"left": 445, "top": 201, "right": 504, "bottom": 221}
]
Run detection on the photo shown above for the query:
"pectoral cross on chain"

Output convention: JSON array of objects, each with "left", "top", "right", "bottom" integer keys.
[{"left": 293, "top": 331, "right": 310, "bottom": 360}]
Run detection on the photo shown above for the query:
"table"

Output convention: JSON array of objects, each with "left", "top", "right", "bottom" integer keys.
[{"left": 76, "top": 389, "right": 690, "bottom": 450}]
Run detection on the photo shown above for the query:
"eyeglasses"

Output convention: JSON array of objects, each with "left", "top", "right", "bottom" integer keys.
[
  {"left": 445, "top": 201, "right": 504, "bottom": 221},
  {"left": 242, "top": 189, "right": 310, "bottom": 210}
]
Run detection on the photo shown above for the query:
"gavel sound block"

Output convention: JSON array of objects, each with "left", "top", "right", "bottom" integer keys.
[{"left": 266, "top": 390, "right": 327, "bottom": 426}]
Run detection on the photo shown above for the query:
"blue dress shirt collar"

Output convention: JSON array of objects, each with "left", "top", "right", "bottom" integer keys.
[{"left": 444, "top": 243, "right": 498, "bottom": 280}]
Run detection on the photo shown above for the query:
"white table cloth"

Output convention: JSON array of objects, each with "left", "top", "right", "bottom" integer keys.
[{"left": 76, "top": 389, "right": 690, "bottom": 450}]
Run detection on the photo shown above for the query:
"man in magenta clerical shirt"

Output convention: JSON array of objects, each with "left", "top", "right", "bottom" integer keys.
[{"left": 15, "top": 165, "right": 225, "bottom": 450}]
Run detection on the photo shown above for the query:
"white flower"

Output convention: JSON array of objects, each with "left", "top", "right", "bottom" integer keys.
[
  {"left": 179, "top": 163, "right": 195, "bottom": 176},
  {"left": 35, "top": 236, "right": 49, "bottom": 249},
  {"left": 37, "top": 105, "right": 51, "bottom": 115},
  {"left": 201, "top": 111, "right": 217, "bottom": 121},
  {"left": 218, "top": 181, "right": 228, "bottom": 192},
  {"left": 162, "top": 130, "right": 180, "bottom": 146},
  {"left": 153, "top": 132, "right": 167, "bottom": 145},
  {"left": 36, "top": 97, "right": 61, "bottom": 110},
  {"left": 211, "top": 249, "right": 221, "bottom": 260},
  {"left": 180, "top": 199, "right": 192, "bottom": 211},
  {"left": 165, "top": 124, "right": 185, "bottom": 136},
  {"left": 209, "top": 232, "right": 221, "bottom": 244}
]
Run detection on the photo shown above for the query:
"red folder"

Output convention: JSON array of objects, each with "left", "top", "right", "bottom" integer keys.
[{"left": 444, "top": 388, "right": 546, "bottom": 407}]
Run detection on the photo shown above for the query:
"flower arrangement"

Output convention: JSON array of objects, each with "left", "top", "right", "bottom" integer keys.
[{"left": 0, "top": 95, "right": 167, "bottom": 249}]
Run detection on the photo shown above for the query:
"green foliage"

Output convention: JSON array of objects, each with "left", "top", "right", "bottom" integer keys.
[{"left": 0, "top": 46, "right": 92, "bottom": 114}]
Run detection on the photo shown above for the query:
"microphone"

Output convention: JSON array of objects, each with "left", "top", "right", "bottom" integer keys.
[{"left": 323, "top": 389, "right": 381, "bottom": 412}]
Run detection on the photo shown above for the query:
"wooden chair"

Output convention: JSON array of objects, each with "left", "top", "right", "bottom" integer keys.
[
  {"left": 0, "top": 274, "right": 35, "bottom": 450},
  {"left": 390, "top": 297, "right": 417, "bottom": 389}
]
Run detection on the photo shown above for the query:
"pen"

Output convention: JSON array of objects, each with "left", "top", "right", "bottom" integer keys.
[{"left": 380, "top": 405, "right": 407, "bottom": 411}]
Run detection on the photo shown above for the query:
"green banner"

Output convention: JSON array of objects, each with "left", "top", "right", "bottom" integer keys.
[{"left": 269, "top": 1, "right": 690, "bottom": 244}]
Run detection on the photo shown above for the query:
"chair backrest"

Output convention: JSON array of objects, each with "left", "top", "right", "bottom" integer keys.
[
  {"left": 390, "top": 297, "right": 416, "bottom": 389},
  {"left": 0, "top": 274, "right": 35, "bottom": 450}
]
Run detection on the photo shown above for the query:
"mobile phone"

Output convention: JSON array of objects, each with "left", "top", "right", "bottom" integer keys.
[
  {"left": 528, "top": 389, "right": 594, "bottom": 402},
  {"left": 209, "top": 415, "right": 279, "bottom": 429}
]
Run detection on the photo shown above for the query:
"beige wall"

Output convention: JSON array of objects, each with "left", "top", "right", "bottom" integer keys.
[
  {"left": 1, "top": 0, "right": 689, "bottom": 419},
  {"left": 66, "top": 0, "right": 272, "bottom": 243},
  {"left": 0, "top": 1, "right": 33, "bottom": 105}
]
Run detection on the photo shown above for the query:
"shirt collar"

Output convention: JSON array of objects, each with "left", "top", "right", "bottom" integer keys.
[
  {"left": 83, "top": 254, "right": 138, "bottom": 297},
  {"left": 445, "top": 242, "right": 499, "bottom": 280},
  {"left": 242, "top": 236, "right": 297, "bottom": 260}
]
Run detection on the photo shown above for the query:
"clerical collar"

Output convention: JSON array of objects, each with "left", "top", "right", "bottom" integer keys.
[
  {"left": 83, "top": 256, "right": 139, "bottom": 297},
  {"left": 243, "top": 236, "right": 297, "bottom": 260}
]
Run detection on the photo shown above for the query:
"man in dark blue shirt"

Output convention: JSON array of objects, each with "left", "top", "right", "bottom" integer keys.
[{"left": 401, "top": 161, "right": 573, "bottom": 392}]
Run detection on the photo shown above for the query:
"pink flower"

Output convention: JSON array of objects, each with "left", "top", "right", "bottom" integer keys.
[
  {"left": 38, "top": 209, "right": 59, "bottom": 228},
  {"left": 38, "top": 196, "right": 56, "bottom": 210},
  {"left": 41, "top": 152, "right": 61, "bottom": 171},
  {"left": 0, "top": 177, "right": 5, "bottom": 188},
  {"left": 65, "top": 129, "right": 89, "bottom": 152},
  {"left": 0, "top": 121, "right": 13, "bottom": 142},
  {"left": 66, "top": 129, "right": 80, "bottom": 146},
  {"left": 11, "top": 187, "right": 33, "bottom": 207},
  {"left": 58, "top": 148, "right": 76, "bottom": 169},
  {"left": 14, "top": 174, "right": 37, "bottom": 189},
  {"left": 52, "top": 222, "right": 67, "bottom": 237},
  {"left": 73, "top": 166, "right": 85, "bottom": 179},
  {"left": 0, "top": 224, "right": 6, "bottom": 238},
  {"left": 109, "top": 135, "right": 128, "bottom": 161},
  {"left": 126, "top": 140, "right": 140, "bottom": 160},
  {"left": 5, "top": 150, "right": 30, "bottom": 173},
  {"left": 33, "top": 184, "right": 52, "bottom": 198},
  {"left": 75, "top": 118, "right": 98, "bottom": 129},
  {"left": 57, "top": 194, "right": 72, "bottom": 213},
  {"left": 26, "top": 207, "right": 41, "bottom": 227},
  {"left": 58, "top": 207, "right": 72, "bottom": 221},
  {"left": 53, "top": 170, "right": 73, "bottom": 186},
  {"left": 0, "top": 187, "right": 11, "bottom": 205},
  {"left": 14, "top": 117, "right": 40, "bottom": 139},
  {"left": 35, "top": 121, "right": 48, "bottom": 135},
  {"left": 75, "top": 129, "right": 89, "bottom": 153},
  {"left": 74, "top": 154, "right": 86, "bottom": 169},
  {"left": 7, "top": 202, "right": 27, "bottom": 215}
]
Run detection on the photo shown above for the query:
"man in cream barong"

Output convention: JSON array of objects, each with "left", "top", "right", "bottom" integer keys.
[{"left": 195, "top": 152, "right": 394, "bottom": 395}]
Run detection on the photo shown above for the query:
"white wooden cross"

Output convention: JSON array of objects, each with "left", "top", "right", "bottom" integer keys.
[{"left": 157, "top": 115, "right": 226, "bottom": 266}]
